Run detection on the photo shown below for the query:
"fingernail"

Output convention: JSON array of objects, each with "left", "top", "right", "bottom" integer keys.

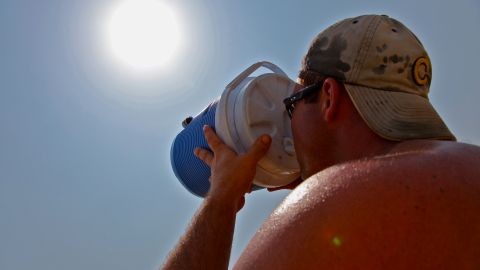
[
  {"left": 261, "top": 135, "right": 270, "bottom": 144},
  {"left": 203, "top": 125, "right": 208, "bottom": 131}
]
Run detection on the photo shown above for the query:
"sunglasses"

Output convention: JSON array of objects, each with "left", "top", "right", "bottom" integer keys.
[{"left": 283, "top": 82, "right": 323, "bottom": 118}]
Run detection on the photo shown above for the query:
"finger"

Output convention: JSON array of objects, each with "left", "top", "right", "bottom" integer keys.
[
  {"left": 246, "top": 134, "right": 271, "bottom": 162},
  {"left": 267, "top": 177, "right": 303, "bottom": 192},
  {"left": 267, "top": 186, "right": 293, "bottom": 192},
  {"left": 236, "top": 196, "right": 246, "bottom": 212},
  {"left": 203, "top": 125, "right": 224, "bottom": 152},
  {"left": 194, "top": 147, "right": 213, "bottom": 167}
]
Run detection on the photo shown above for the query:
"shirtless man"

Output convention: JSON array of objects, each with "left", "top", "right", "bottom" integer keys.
[{"left": 162, "top": 15, "right": 480, "bottom": 269}]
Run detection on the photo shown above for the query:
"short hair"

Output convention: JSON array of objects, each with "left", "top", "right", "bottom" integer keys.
[{"left": 298, "top": 70, "right": 345, "bottom": 104}]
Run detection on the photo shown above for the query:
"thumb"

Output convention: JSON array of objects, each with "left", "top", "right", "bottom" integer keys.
[{"left": 246, "top": 134, "right": 271, "bottom": 162}]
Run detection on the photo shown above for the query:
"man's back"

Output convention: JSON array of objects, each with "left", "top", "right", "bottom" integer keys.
[
  {"left": 234, "top": 141, "right": 480, "bottom": 269},
  {"left": 161, "top": 15, "right": 478, "bottom": 270}
]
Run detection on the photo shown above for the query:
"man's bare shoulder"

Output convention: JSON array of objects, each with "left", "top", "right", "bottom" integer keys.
[{"left": 234, "top": 141, "right": 480, "bottom": 270}]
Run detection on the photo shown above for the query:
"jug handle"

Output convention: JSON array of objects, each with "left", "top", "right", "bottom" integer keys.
[{"left": 226, "top": 61, "right": 288, "bottom": 90}]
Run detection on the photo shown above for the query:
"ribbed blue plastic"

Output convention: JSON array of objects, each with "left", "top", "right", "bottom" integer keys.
[
  {"left": 170, "top": 101, "right": 218, "bottom": 197},
  {"left": 170, "top": 99, "right": 265, "bottom": 197}
]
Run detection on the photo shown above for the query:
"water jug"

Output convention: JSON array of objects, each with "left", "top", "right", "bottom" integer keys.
[{"left": 170, "top": 61, "right": 300, "bottom": 197}]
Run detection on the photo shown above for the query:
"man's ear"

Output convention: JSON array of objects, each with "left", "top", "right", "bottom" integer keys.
[{"left": 320, "top": 78, "right": 342, "bottom": 122}]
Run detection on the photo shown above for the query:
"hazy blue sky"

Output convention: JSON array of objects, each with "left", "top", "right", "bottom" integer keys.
[{"left": 1, "top": 0, "right": 479, "bottom": 269}]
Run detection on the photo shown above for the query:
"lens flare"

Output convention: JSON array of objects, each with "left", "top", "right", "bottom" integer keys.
[{"left": 332, "top": 236, "right": 343, "bottom": 247}]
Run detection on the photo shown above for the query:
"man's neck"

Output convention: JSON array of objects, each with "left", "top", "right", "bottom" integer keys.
[
  {"left": 337, "top": 129, "right": 398, "bottom": 164},
  {"left": 302, "top": 124, "right": 399, "bottom": 180}
]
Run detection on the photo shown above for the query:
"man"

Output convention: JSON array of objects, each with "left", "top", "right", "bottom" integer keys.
[{"left": 162, "top": 14, "right": 480, "bottom": 269}]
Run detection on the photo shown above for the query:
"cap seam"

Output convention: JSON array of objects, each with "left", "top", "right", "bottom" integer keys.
[
  {"left": 344, "top": 82, "right": 429, "bottom": 99},
  {"left": 350, "top": 16, "right": 382, "bottom": 83},
  {"left": 345, "top": 84, "right": 456, "bottom": 141}
]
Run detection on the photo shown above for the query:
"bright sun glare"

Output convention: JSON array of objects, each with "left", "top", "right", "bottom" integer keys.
[{"left": 105, "top": 0, "right": 181, "bottom": 71}]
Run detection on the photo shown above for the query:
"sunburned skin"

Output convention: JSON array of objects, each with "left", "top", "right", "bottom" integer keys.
[
  {"left": 162, "top": 15, "right": 478, "bottom": 270},
  {"left": 234, "top": 140, "right": 480, "bottom": 270}
]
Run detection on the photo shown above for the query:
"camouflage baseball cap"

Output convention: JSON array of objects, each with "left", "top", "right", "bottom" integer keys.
[{"left": 299, "top": 14, "right": 456, "bottom": 141}]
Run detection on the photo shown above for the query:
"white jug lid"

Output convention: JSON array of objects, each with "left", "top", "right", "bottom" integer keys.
[{"left": 216, "top": 69, "right": 300, "bottom": 188}]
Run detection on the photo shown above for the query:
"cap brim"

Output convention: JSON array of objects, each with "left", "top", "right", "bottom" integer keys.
[{"left": 344, "top": 84, "right": 456, "bottom": 141}]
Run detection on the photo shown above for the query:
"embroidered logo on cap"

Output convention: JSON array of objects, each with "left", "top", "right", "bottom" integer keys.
[{"left": 413, "top": 57, "right": 432, "bottom": 86}]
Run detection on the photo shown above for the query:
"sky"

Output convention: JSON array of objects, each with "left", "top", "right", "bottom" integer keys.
[{"left": 0, "top": 0, "right": 479, "bottom": 269}]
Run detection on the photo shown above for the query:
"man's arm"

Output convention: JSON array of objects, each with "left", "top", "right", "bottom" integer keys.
[
  {"left": 161, "top": 125, "right": 271, "bottom": 270},
  {"left": 161, "top": 196, "right": 238, "bottom": 270}
]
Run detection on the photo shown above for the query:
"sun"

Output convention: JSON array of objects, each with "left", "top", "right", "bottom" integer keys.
[{"left": 105, "top": 0, "right": 181, "bottom": 71}]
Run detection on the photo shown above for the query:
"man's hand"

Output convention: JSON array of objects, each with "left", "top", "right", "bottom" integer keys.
[
  {"left": 194, "top": 125, "right": 271, "bottom": 211},
  {"left": 162, "top": 126, "right": 271, "bottom": 270},
  {"left": 162, "top": 126, "right": 275, "bottom": 269}
]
